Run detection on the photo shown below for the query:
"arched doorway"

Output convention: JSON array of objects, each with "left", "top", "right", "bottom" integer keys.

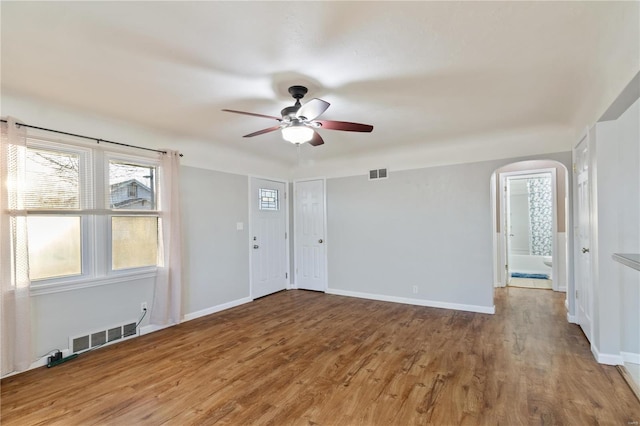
[{"left": 491, "top": 160, "right": 570, "bottom": 296}]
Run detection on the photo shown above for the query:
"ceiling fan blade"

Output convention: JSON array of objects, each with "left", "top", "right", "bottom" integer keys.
[
  {"left": 316, "top": 120, "right": 373, "bottom": 132},
  {"left": 296, "top": 98, "right": 330, "bottom": 121},
  {"left": 222, "top": 109, "right": 281, "bottom": 121},
  {"left": 243, "top": 125, "right": 282, "bottom": 138},
  {"left": 308, "top": 130, "right": 324, "bottom": 146}
]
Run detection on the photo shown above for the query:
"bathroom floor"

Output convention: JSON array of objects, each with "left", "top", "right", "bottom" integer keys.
[{"left": 508, "top": 277, "right": 553, "bottom": 289}]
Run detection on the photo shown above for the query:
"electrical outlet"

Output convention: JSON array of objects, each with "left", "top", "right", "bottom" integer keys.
[
  {"left": 141, "top": 302, "right": 148, "bottom": 313},
  {"left": 412, "top": 285, "right": 418, "bottom": 294}
]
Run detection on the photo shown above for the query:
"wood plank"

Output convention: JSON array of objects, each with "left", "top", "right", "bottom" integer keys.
[{"left": 1, "top": 287, "right": 639, "bottom": 425}]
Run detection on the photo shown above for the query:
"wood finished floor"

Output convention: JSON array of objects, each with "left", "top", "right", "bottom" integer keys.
[{"left": 2, "top": 287, "right": 639, "bottom": 425}]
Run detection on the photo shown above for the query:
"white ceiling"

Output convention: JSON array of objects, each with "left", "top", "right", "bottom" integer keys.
[{"left": 1, "top": 1, "right": 638, "bottom": 170}]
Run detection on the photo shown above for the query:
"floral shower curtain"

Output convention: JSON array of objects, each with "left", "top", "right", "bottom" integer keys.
[{"left": 527, "top": 176, "right": 552, "bottom": 256}]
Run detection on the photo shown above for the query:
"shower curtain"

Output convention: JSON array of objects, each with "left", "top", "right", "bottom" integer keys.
[{"left": 527, "top": 176, "right": 552, "bottom": 256}]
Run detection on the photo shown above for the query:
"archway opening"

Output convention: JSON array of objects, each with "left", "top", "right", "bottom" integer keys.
[{"left": 490, "top": 160, "right": 570, "bottom": 305}]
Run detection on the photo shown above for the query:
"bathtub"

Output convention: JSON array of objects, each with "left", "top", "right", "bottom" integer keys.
[{"left": 509, "top": 254, "right": 552, "bottom": 278}]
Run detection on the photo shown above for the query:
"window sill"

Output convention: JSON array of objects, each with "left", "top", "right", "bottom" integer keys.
[{"left": 30, "top": 269, "right": 157, "bottom": 296}]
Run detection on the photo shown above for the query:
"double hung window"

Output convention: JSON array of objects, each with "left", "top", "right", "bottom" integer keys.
[{"left": 25, "top": 138, "right": 160, "bottom": 290}]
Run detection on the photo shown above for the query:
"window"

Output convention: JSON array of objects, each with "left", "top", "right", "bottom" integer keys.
[
  {"left": 111, "top": 216, "right": 158, "bottom": 270},
  {"left": 25, "top": 143, "right": 87, "bottom": 282},
  {"left": 27, "top": 216, "right": 82, "bottom": 280},
  {"left": 128, "top": 183, "right": 137, "bottom": 198},
  {"left": 259, "top": 188, "right": 279, "bottom": 211},
  {"left": 24, "top": 139, "right": 161, "bottom": 288},
  {"left": 108, "top": 159, "right": 158, "bottom": 271},
  {"left": 109, "top": 160, "right": 156, "bottom": 210}
]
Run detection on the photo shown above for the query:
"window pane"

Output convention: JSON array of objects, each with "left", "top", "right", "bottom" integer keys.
[
  {"left": 27, "top": 216, "right": 82, "bottom": 280},
  {"left": 259, "top": 188, "right": 279, "bottom": 211},
  {"left": 109, "top": 162, "right": 156, "bottom": 210},
  {"left": 112, "top": 216, "right": 158, "bottom": 270},
  {"left": 26, "top": 148, "right": 79, "bottom": 209}
]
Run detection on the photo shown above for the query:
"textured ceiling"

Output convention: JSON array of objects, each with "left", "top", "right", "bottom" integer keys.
[{"left": 1, "top": 2, "right": 638, "bottom": 168}]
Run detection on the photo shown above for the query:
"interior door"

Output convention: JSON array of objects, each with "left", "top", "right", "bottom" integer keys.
[
  {"left": 250, "top": 178, "right": 287, "bottom": 299},
  {"left": 295, "top": 179, "right": 326, "bottom": 292},
  {"left": 575, "top": 135, "right": 593, "bottom": 341},
  {"left": 504, "top": 178, "right": 513, "bottom": 285}
]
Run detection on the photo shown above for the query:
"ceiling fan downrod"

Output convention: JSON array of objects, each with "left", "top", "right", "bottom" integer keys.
[{"left": 281, "top": 85, "right": 308, "bottom": 117}]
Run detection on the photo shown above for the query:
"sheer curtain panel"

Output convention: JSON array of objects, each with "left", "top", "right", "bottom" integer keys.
[
  {"left": 150, "top": 150, "right": 183, "bottom": 326},
  {"left": 1, "top": 118, "right": 33, "bottom": 375}
]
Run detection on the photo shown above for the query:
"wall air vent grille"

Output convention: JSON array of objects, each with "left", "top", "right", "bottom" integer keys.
[
  {"left": 70, "top": 321, "right": 137, "bottom": 353},
  {"left": 369, "top": 168, "right": 388, "bottom": 180}
]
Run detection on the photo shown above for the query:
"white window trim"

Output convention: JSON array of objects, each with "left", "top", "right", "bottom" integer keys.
[{"left": 30, "top": 269, "right": 157, "bottom": 296}]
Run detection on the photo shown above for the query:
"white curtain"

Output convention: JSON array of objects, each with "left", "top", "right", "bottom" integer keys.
[
  {"left": 150, "top": 150, "right": 182, "bottom": 326},
  {"left": 1, "top": 117, "right": 32, "bottom": 375}
]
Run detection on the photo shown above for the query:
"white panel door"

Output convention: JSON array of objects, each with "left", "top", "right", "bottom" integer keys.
[
  {"left": 575, "top": 135, "right": 593, "bottom": 341},
  {"left": 250, "top": 178, "right": 287, "bottom": 299},
  {"left": 505, "top": 178, "right": 513, "bottom": 285},
  {"left": 295, "top": 179, "right": 326, "bottom": 292}
]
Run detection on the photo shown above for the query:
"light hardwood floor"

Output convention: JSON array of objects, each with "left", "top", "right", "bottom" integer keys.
[{"left": 2, "top": 287, "right": 639, "bottom": 425}]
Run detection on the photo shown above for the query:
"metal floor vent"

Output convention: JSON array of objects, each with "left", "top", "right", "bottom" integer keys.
[
  {"left": 70, "top": 320, "right": 137, "bottom": 353},
  {"left": 369, "top": 168, "right": 388, "bottom": 180}
]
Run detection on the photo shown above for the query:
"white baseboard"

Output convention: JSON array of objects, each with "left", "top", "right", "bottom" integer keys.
[
  {"left": 622, "top": 351, "right": 640, "bottom": 365},
  {"left": 591, "top": 344, "right": 624, "bottom": 365},
  {"left": 566, "top": 313, "right": 578, "bottom": 324},
  {"left": 139, "top": 323, "right": 174, "bottom": 336},
  {"left": 4, "top": 348, "right": 75, "bottom": 378},
  {"left": 182, "top": 296, "right": 252, "bottom": 322},
  {"left": 326, "top": 288, "right": 495, "bottom": 314},
  {"left": 557, "top": 285, "right": 566, "bottom": 292}
]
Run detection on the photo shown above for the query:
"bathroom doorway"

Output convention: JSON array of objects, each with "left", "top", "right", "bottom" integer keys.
[
  {"left": 505, "top": 172, "right": 554, "bottom": 289},
  {"left": 491, "top": 160, "right": 569, "bottom": 294}
]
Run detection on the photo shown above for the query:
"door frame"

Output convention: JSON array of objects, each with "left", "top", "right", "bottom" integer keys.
[
  {"left": 571, "top": 128, "right": 595, "bottom": 342},
  {"left": 248, "top": 175, "right": 291, "bottom": 299},
  {"left": 293, "top": 177, "right": 328, "bottom": 292},
  {"left": 498, "top": 167, "right": 558, "bottom": 290}
]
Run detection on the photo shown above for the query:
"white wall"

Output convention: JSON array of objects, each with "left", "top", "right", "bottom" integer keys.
[
  {"left": 181, "top": 167, "right": 250, "bottom": 315},
  {"left": 31, "top": 278, "right": 155, "bottom": 360},
  {"left": 326, "top": 152, "right": 571, "bottom": 313},
  {"left": 592, "top": 98, "right": 640, "bottom": 360}
]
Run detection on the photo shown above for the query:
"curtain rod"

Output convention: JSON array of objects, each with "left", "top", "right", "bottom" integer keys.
[{"left": 0, "top": 118, "right": 183, "bottom": 157}]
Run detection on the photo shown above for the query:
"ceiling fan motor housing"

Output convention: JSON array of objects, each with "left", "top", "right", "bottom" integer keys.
[{"left": 281, "top": 105, "right": 300, "bottom": 118}]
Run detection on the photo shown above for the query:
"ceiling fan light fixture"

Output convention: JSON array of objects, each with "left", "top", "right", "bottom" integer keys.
[{"left": 281, "top": 123, "right": 314, "bottom": 144}]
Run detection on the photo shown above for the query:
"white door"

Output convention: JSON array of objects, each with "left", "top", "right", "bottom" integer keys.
[
  {"left": 295, "top": 179, "right": 326, "bottom": 292},
  {"left": 575, "top": 135, "right": 593, "bottom": 341},
  {"left": 504, "top": 178, "right": 513, "bottom": 285},
  {"left": 250, "top": 178, "right": 287, "bottom": 299}
]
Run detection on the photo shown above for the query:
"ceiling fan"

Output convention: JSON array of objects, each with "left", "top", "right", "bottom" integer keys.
[{"left": 222, "top": 85, "right": 373, "bottom": 146}]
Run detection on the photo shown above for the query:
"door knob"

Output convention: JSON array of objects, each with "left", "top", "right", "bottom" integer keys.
[
  {"left": 253, "top": 245, "right": 259, "bottom": 249},
  {"left": 318, "top": 239, "right": 323, "bottom": 244},
  {"left": 582, "top": 247, "right": 589, "bottom": 253}
]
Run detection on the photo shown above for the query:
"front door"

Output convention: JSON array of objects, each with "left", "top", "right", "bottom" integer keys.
[
  {"left": 295, "top": 179, "right": 326, "bottom": 292},
  {"left": 575, "top": 134, "right": 593, "bottom": 341},
  {"left": 250, "top": 178, "right": 287, "bottom": 299}
]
